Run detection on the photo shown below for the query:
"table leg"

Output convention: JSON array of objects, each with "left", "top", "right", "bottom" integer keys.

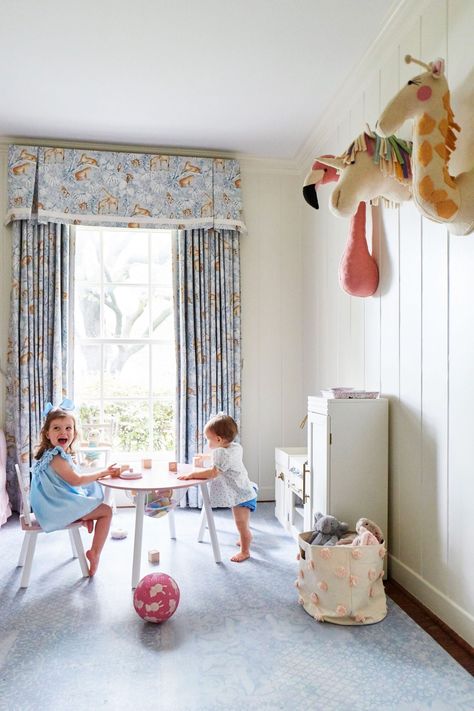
[
  {"left": 197, "top": 506, "right": 207, "bottom": 542},
  {"left": 199, "top": 482, "right": 221, "bottom": 563},
  {"left": 102, "top": 484, "right": 117, "bottom": 514},
  {"left": 132, "top": 492, "right": 145, "bottom": 589},
  {"left": 168, "top": 508, "right": 176, "bottom": 539}
]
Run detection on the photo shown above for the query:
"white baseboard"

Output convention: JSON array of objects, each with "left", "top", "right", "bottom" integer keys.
[
  {"left": 389, "top": 554, "right": 474, "bottom": 648},
  {"left": 257, "top": 487, "right": 274, "bottom": 502}
]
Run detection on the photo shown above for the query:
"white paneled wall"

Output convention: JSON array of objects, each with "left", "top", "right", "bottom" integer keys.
[
  {"left": 301, "top": 0, "right": 474, "bottom": 645},
  {"left": 240, "top": 161, "right": 305, "bottom": 500}
]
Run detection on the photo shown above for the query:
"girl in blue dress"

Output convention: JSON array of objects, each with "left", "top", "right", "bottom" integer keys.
[{"left": 30, "top": 406, "right": 119, "bottom": 576}]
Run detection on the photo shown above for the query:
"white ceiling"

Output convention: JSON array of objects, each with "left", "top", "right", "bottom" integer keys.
[{"left": 0, "top": 0, "right": 398, "bottom": 159}]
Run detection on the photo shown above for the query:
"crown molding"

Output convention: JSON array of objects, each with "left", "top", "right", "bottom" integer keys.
[
  {"left": 295, "top": 0, "right": 435, "bottom": 172},
  {"left": 0, "top": 135, "right": 299, "bottom": 175}
]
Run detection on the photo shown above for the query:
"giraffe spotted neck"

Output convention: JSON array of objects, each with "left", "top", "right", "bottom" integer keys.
[{"left": 413, "top": 87, "right": 461, "bottom": 221}]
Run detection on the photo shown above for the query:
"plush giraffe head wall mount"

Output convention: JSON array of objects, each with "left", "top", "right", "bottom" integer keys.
[{"left": 377, "top": 55, "right": 474, "bottom": 236}]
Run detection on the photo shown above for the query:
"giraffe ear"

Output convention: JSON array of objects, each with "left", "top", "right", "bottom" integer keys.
[{"left": 430, "top": 58, "right": 445, "bottom": 78}]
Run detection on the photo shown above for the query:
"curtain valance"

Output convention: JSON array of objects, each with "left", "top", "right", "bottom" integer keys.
[{"left": 5, "top": 145, "right": 246, "bottom": 233}]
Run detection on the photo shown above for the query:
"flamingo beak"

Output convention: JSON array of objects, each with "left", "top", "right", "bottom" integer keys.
[{"left": 302, "top": 168, "right": 325, "bottom": 210}]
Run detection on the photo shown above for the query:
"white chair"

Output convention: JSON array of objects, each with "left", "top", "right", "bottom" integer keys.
[{"left": 15, "top": 463, "right": 89, "bottom": 588}]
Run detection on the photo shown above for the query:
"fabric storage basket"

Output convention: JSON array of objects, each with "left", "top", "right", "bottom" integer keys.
[{"left": 296, "top": 531, "right": 387, "bottom": 625}]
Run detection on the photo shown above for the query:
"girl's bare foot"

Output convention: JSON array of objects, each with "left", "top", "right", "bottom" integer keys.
[
  {"left": 230, "top": 551, "right": 250, "bottom": 562},
  {"left": 86, "top": 549, "right": 100, "bottom": 576}
]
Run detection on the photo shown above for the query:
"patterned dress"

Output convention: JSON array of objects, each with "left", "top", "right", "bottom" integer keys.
[
  {"left": 208, "top": 442, "right": 255, "bottom": 508},
  {"left": 30, "top": 446, "right": 104, "bottom": 532}
]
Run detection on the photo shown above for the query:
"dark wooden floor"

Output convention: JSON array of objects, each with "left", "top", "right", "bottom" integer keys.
[{"left": 385, "top": 578, "right": 473, "bottom": 676}]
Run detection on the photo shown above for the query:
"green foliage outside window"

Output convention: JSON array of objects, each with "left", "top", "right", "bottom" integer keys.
[{"left": 78, "top": 400, "right": 174, "bottom": 453}]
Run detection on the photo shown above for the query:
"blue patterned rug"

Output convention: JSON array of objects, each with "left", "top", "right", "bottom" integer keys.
[{"left": 0, "top": 503, "right": 472, "bottom": 711}]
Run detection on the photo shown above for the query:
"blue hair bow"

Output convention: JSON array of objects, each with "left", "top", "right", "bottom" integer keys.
[{"left": 42, "top": 398, "right": 75, "bottom": 418}]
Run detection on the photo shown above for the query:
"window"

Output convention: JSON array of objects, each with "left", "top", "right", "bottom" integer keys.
[{"left": 74, "top": 226, "right": 175, "bottom": 460}]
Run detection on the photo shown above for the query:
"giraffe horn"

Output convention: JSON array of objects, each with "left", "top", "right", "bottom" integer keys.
[{"left": 405, "top": 54, "right": 431, "bottom": 72}]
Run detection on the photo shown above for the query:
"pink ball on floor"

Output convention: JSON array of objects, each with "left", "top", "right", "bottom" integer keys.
[{"left": 133, "top": 573, "right": 180, "bottom": 623}]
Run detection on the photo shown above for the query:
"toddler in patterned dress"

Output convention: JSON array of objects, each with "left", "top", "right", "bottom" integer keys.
[
  {"left": 30, "top": 407, "right": 120, "bottom": 576},
  {"left": 178, "top": 414, "right": 257, "bottom": 562}
]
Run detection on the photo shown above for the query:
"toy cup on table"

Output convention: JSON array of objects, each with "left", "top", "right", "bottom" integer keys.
[
  {"left": 142, "top": 458, "right": 152, "bottom": 469},
  {"left": 168, "top": 461, "right": 177, "bottom": 472},
  {"left": 193, "top": 455, "right": 204, "bottom": 468}
]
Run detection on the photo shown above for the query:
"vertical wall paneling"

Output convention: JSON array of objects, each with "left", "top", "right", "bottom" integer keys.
[
  {"left": 446, "top": 0, "right": 474, "bottom": 178},
  {"left": 253, "top": 170, "right": 284, "bottom": 498},
  {"left": 242, "top": 162, "right": 307, "bottom": 500},
  {"left": 362, "top": 74, "right": 382, "bottom": 391},
  {"left": 398, "top": 203, "right": 423, "bottom": 571},
  {"left": 279, "top": 173, "right": 305, "bottom": 442},
  {"left": 421, "top": 218, "right": 449, "bottom": 593},
  {"left": 448, "top": 233, "right": 474, "bottom": 617},
  {"left": 301, "top": 202, "right": 321, "bottom": 397},
  {"left": 446, "top": 0, "right": 474, "bottom": 622},
  {"left": 395, "top": 18, "right": 424, "bottom": 578},
  {"left": 420, "top": 0, "right": 450, "bottom": 595},
  {"left": 316, "top": 128, "right": 339, "bottom": 392},
  {"left": 348, "top": 97, "right": 366, "bottom": 388},
  {"left": 302, "top": 0, "right": 474, "bottom": 644},
  {"left": 334, "top": 115, "right": 354, "bottom": 387},
  {"left": 379, "top": 48, "right": 402, "bottom": 556},
  {"left": 240, "top": 168, "right": 263, "bottom": 493}
]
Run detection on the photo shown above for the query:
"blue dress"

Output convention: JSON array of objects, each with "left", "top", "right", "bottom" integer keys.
[{"left": 30, "top": 446, "right": 104, "bottom": 532}]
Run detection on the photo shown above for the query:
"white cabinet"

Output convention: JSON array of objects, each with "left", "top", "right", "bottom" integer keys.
[
  {"left": 274, "top": 447, "right": 308, "bottom": 539},
  {"left": 307, "top": 396, "right": 388, "bottom": 537}
]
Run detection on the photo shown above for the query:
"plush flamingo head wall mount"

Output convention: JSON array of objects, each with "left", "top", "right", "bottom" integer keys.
[{"left": 302, "top": 156, "right": 339, "bottom": 209}]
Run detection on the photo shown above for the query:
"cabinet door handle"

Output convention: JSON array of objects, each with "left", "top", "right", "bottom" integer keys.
[{"left": 302, "top": 462, "right": 310, "bottom": 503}]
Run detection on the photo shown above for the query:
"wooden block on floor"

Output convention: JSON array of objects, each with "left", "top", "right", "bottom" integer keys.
[{"left": 148, "top": 549, "right": 160, "bottom": 564}]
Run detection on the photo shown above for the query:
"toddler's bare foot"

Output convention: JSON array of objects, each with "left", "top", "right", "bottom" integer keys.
[
  {"left": 86, "top": 549, "right": 100, "bottom": 576},
  {"left": 83, "top": 519, "right": 94, "bottom": 534},
  {"left": 230, "top": 551, "right": 250, "bottom": 562}
]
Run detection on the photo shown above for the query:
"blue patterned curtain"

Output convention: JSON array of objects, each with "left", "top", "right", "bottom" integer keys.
[
  {"left": 174, "top": 228, "right": 241, "bottom": 507},
  {"left": 5, "top": 221, "right": 74, "bottom": 512}
]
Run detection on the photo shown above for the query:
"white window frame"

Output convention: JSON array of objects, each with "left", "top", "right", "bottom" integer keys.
[{"left": 73, "top": 225, "right": 175, "bottom": 458}]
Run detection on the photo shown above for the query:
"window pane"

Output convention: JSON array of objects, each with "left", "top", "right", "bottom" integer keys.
[
  {"left": 76, "top": 287, "right": 101, "bottom": 338},
  {"left": 103, "top": 343, "right": 149, "bottom": 397},
  {"left": 151, "top": 232, "right": 172, "bottom": 286},
  {"left": 104, "top": 400, "right": 151, "bottom": 452},
  {"left": 152, "top": 344, "right": 176, "bottom": 396},
  {"left": 75, "top": 230, "right": 101, "bottom": 282},
  {"left": 77, "top": 403, "right": 101, "bottom": 438},
  {"left": 74, "top": 225, "right": 176, "bottom": 457},
  {"left": 74, "top": 344, "right": 102, "bottom": 400},
  {"left": 103, "top": 230, "right": 149, "bottom": 283},
  {"left": 153, "top": 399, "right": 175, "bottom": 453},
  {"left": 151, "top": 289, "right": 173, "bottom": 340},
  {"left": 104, "top": 286, "right": 150, "bottom": 338}
]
